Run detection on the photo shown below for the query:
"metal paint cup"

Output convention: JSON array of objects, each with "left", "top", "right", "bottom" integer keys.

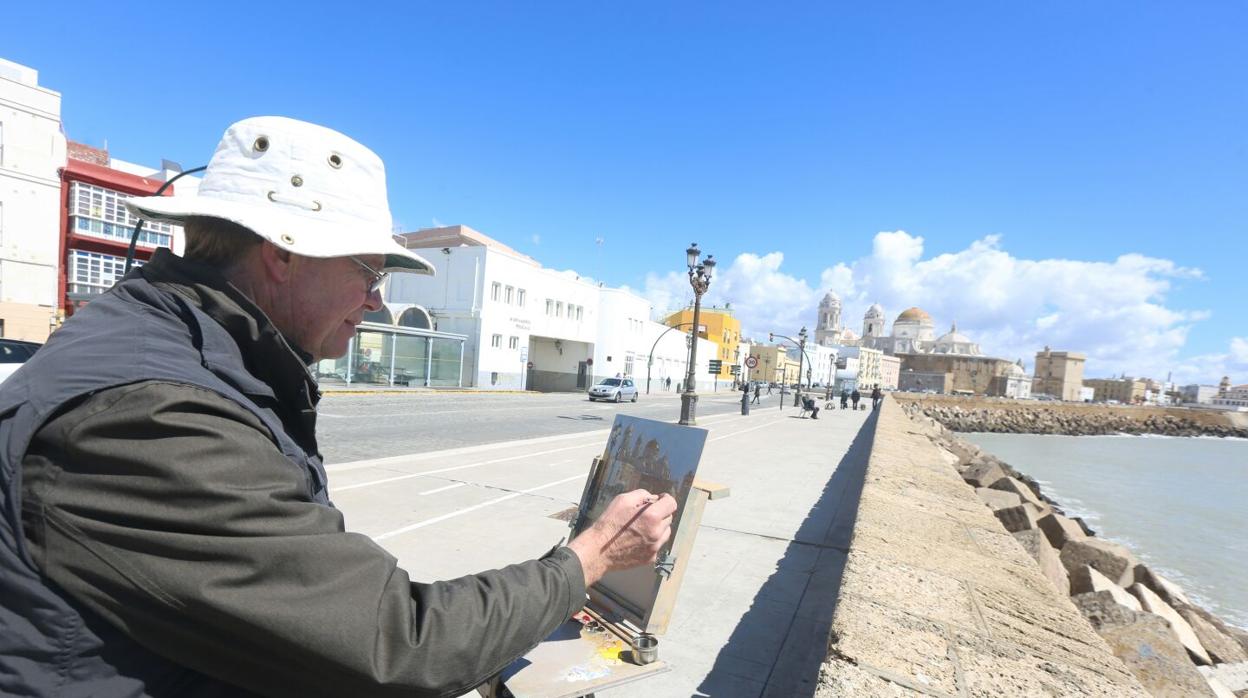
[{"left": 632, "top": 634, "right": 658, "bottom": 665}]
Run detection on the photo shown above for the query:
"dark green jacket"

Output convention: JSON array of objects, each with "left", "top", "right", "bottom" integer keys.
[{"left": 1, "top": 249, "right": 585, "bottom": 697}]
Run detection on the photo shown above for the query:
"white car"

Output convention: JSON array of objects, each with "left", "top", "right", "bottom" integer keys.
[
  {"left": 0, "top": 338, "right": 40, "bottom": 385},
  {"left": 588, "top": 377, "right": 638, "bottom": 403}
]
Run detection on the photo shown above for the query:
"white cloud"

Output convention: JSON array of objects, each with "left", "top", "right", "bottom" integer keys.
[
  {"left": 638, "top": 252, "right": 818, "bottom": 337},
  {"left": 639, "top": 230, "right": 1219, "bottom": 382},
  {"left": 531, "top": 233, "right": 541, "bottom": 245}
]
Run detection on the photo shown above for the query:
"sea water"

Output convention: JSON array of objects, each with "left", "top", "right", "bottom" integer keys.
[{"left": 965, "top": 432, "right": 1248, "bottom": 630}]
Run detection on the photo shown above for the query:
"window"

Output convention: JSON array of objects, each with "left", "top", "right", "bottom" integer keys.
[
  {"left": 624, "top": 354, "right": 635, "bottom": 376},
  {"left": 491, "top": 282, "right": 501, "bottom": 302},
  {"left": 517, "top": 289, "right": 526, "bottom": 307},
  {"left": 68, "top": 182, "right": 177, "bottom": 248},
  {"left": 546, "top": 299, "right": 554, "bottom": 316},
  {"left": 491, "top": 334, "right": 502, "bottom": 348},
  {"left": 505, "top": 286, "right": 514, "bottom": 304},
  {"left": 556, "top": 301, "right": 563, "bottom": 318},
  {"left": 67, "top": 249, "right": 140, "bottom": 296},
  {"left": 576, "top": 306, "right": 583, "bottom": 322},
  {"left": 509, "top": 336, "right": 519, "bottom": 349}
]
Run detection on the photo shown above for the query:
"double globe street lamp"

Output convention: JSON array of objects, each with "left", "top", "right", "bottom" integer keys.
[{"left": 679, "top": 243, "right": 715, "bottom": 426}]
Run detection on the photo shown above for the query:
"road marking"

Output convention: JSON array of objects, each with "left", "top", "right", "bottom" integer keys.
[
  {"left": 325, "top": 409, "right": 744, "bottom": 473},
  {"left": 418, "top": 482, "right": 466, "bottom": 495},
  {"left": 332, "top": 443, "right": 593, "bottom": 492},
  {"left": 374, "top": 474, "right": 586, "bottom": 541}
]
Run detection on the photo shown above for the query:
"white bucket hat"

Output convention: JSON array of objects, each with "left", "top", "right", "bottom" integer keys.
[{"left": 125, "top": 116, "right": 434, "bottom": 275}]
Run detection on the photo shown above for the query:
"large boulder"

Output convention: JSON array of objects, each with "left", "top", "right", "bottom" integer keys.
[
  {"left": 1072, "top": 593, "right": 1214, "bottom": 697},
  {"left": 962, "top": 459, "right": 1007, "bottom": 488},
  {"left": 975, "top": 487, "right": 1022, "bottom": 510},
  {"left": 1183, "top": 604, "right": 1248, "bottom": 657},
  {"left": 1069, "top": 566, "right": 1141, "bottom": 611},
  {"left": 988, "top": 476, "right": 1050, "bottom": 512},
  {"left": 1011, "top": 530, "right": 1070, "bottom": 596},
  {"left": 993, "top": 503, "right": 1043, "bottom": 533},
  {"left": 1133, "top": 564, "right": 1191, "bottom": 607},
  {"left": 1178, "top": 605, "right": 1248, "bottom": 665},
  {"left": 1129, "top": 583, "right": 1212, "bottom": 666},
  {"left": 1037, "top": 512, "right": 1088, "bottom": 550},
  {"left": 1059, "top": 538, "right": 1137, "bottom": 586}
]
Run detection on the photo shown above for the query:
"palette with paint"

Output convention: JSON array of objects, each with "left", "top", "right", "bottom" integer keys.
[{"left": 482, "top": 415, "right": 728, "bottom": 698}]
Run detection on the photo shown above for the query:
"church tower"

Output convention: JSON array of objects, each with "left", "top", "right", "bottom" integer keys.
[
  {"left": 862, "top": 303, "right": 885, "bottom": 339},
  {"left": 815, "top": 291, "right": 842, "bottom": 346}
]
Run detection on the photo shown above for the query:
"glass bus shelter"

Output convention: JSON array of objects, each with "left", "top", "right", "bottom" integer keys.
[{"left": 315, "top": 321, "right": 467, "bottom": 388}]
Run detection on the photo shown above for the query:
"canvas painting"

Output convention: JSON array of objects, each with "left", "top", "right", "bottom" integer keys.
[{"left": 576, "top": 415, "right": 708, "bottom": 623}]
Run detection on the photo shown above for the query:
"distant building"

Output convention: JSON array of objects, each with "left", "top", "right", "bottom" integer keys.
[
  {"left": 387, "top": 225, "right": 717, "bottom": 391},
  {"left": 899, "top": 353, "right": 1026, "bottom": 397},
  {"left": 1033, "top": 347, "right": 1086, "bottom": 401},
  {"left": 899, "top": 370, "right": 952, "bottom": 395},
  {"left": 988, "top": 360, "right": 1032, "bottom": 399},
  {"left": 751, "top": 345, "right": 799, "bottom": 385},
  {"left": 60, "top": 142, "right": 195, "bottom": 319},
  {"left": 1211, "top": 383, "right": 1248, "bottom": 409},
  {"left": 1084, "top": 377, "right": 1148, "bottom": 404},
  {"left": 879, "top": 354, "right": 900, "bottom": 390},
  {"left": 0, "top": 58, "right": 65, "bottom": 341},
  {"left": 663, "top": 304, "right": 741, "bottom": 382}
]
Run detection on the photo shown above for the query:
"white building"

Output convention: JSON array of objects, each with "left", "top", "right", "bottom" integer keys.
[
  {"left": 387, "top": 225, "right": 716, "bottom": 391},
  {"left": 1180, "top": 384, "right": 1219, "bottom": 405},
  {"left": 827, "top": 345, "right": 883, "bottom": 392},
  {"left": 787, "top": 342, "right": 838, "bottom": 387},
  {"left": 1212, "top": 384, "right": 1248, "bottom": 409},
  {"left": 0, "top": 58, "right": 66, "bottom": 341}
]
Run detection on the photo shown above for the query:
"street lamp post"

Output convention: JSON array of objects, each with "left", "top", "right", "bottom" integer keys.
[
  {"left": 769, "top": 327, "right": 809, "bottom": 406},
  {"left": 679, "top": 243, "right": 715, "bottom": 426}
]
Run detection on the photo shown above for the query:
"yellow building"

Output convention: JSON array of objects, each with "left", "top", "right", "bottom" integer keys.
[
  {"left": 663, "top": 305, "right": 742, "bottom": 380},
  {"left": 748, "top": 345, "right": 800, "bottom": 385}
]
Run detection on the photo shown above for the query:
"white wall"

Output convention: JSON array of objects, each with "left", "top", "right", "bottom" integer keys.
[{"left": 0, "top": 58, "right": 65, "bottom": 339}]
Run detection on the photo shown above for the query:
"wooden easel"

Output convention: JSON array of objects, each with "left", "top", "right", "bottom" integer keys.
[{"left": 479, "top": 458, "right": 729, "bottom": 698}]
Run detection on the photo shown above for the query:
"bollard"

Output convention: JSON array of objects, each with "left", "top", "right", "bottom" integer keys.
[{"left": 741, "top": 386, "right": 750, "bottom": 415}]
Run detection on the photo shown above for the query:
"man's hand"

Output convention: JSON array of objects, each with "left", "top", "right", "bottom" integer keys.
[{"left": 567, "top": 490, "right": 677, "bottom": 587}]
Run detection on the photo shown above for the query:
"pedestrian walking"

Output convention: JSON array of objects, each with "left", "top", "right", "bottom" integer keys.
[
  {"left": 871, "top": 385, "right": 883, "bottom": 410},
  {"left": 851, "top": 388, "right": 861, "bottom": 410},
  {"left": 840, "top": 388, "right": 850, "bottom": 410},
  {"left": 751, "top": 383, "right": 761, "bottom": 404},
  {"left": 767, "top": 383, "right": 773, "bottom": 395},
  {"left": 665, "top": 376, "right": 671, "bottom": 390}
]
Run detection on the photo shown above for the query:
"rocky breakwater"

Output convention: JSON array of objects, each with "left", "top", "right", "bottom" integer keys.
[
  {"left": 896, "top": 396, "right": 1248, "bottom": 438},
  {"left": 907, "top": 408, "right": 1248, "bottom": 697}
]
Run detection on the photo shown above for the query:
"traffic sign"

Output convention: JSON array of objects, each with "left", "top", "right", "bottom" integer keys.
[
  {"left": 527, "top": 361, "right": 534, "bottom": 369},
  {"left": 745, "top": 355, "right": 759, "bottom": 369},
  {"left": 707, "top": 359, "right": 722, "bottom": 374},
  {"left": 730, "top": 364, "right": 741, "bottom": 375}
]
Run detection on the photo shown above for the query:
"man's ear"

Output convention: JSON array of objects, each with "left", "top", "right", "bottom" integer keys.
[{"left": 258, "top": 241, "right": 296, "bottom": 284}]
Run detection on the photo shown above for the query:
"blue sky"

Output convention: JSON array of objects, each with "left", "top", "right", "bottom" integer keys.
[{"left": 7, "top": 2, "right": 1246, "bottom": 383}]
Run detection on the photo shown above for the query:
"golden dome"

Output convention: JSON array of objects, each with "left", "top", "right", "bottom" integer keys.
[{"left": 895, "top": 307, "right": 932, "bottom": 324}]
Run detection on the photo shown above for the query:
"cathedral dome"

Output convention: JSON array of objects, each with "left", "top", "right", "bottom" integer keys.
[
  {"left": 865, "top": 303, "right": 884, "bottom": 319},
  {"left": 895, "top": 307, "right": 932, "bottom": 324},
  {"left": 820, "top": 291, "right": 841, "bottom": 307},
  {"left": 935, "top": 322, "right": 971, "bottom": 344}
]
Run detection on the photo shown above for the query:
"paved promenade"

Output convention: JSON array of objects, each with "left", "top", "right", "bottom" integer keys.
[{"left": 327, "top": 401, "right": 875, "bottom": 697}]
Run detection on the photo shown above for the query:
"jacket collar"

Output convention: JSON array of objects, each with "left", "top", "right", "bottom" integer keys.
[{"left": 137, "top": 249, "right": 320, "bottom": 412}]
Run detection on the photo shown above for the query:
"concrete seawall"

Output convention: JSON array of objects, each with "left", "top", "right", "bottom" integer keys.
[{"left": 815, "top": 398, "right": 1149, "bottom": 696}]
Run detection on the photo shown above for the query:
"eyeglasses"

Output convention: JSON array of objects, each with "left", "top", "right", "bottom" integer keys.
[{"left": 349, "top": 256, "right": 389, "bottom": 293}]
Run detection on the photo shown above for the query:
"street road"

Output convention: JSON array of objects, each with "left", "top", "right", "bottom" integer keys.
[{"left": 318, "top": 387, "right": 794, "bottom": 463}]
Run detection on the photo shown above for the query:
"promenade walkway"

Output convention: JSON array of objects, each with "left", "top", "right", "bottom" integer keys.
[{"left": 327, "top": 401, "right": 876, "bottom": 697}]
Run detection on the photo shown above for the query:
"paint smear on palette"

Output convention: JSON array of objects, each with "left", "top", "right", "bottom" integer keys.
[
  {"left": 561, "top": 664, "right": 611, "bottom": 683},
  {"left": 596, "top": 643, "right": 623, "bottom": 661}
]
